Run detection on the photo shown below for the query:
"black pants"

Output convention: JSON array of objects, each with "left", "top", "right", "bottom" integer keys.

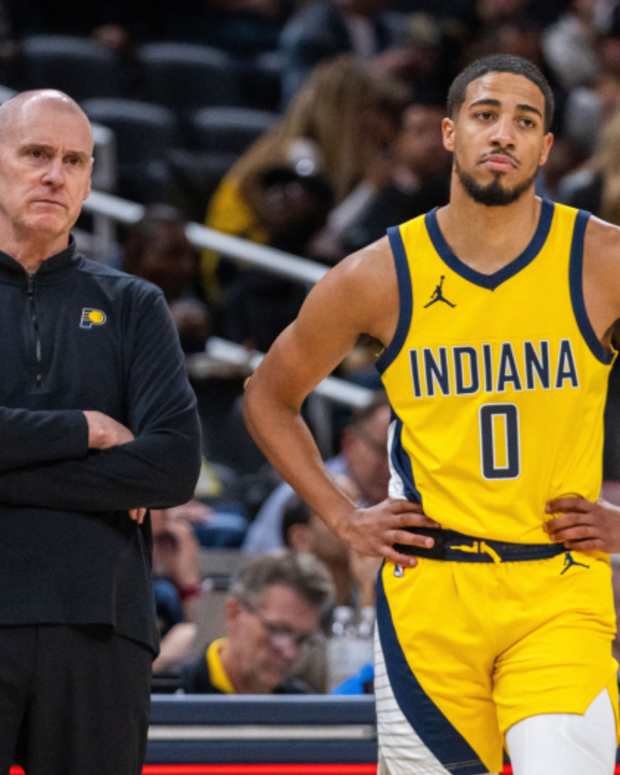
[{"left": 0, "top": 625, "right": 152, "bottom": 775}]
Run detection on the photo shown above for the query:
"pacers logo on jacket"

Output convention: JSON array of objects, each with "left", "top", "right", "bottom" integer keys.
[{"left": 80, "top": 307, "right": 107, "bottom": 329}]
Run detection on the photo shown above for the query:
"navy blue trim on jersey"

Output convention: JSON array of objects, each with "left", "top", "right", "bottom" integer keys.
[
  {"left": 389, "top": 415, "right": 421, "bottom": 502},
  {"left": 425, "top": 199, "right": 554, "bottom": 290},
  {"left": 569, "top": 209, "right": 614, "bottom": 364},
  {"left": 376, "top": 226, "right": 413, "bottom": 374},
  {"left": 376, "top": 575, "right": 486, "bottom": 774}
]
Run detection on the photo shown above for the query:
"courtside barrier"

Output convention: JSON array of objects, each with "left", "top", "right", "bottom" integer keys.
[{"left": 9, "top": 695, "right": 620, "bottom": 773}]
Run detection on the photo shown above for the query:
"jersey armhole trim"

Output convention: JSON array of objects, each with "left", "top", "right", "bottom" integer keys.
[
  {"left": 376, "top": 225, "right": 413, "bottom": 374},
  {"left": 569, "top": 209, "right": 614, "bottom": 364},
  {"left": 389, "top": 413, "right": 422, "bottom": 503}
]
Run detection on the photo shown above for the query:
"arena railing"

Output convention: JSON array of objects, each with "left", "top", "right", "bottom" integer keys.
[
  {"left": 192, "top": 337, "right": 373, "bottom": 410},
  {"left": 84, "top": 189, "right": 326, "bottom": 285},
  {"left": 83, "top": 190, "right": 376, "bottom": 435}
]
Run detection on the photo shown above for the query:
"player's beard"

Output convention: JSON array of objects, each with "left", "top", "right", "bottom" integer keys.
[{"left": 454, "top": 156, "right": 538, "bottom": 206}]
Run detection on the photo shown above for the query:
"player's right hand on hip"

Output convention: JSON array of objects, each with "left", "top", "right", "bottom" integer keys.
[{"left": 339, "top": 498, "right": 440, "bottom": 568}]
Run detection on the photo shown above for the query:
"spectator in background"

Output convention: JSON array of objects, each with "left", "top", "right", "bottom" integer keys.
[
  {"left": 151, "top": 502, "right": 206, "bottom": 675},
  {"left": 543, "top": 0, "right": 601, "bottom": 90},
  {"left": 123, "top": 204, "right": 203, "bottom": 302},
  {"left": 6, "top": 3, "right": 151, "bottom": 45},
  {"left": 562, "top": 6, "right": 620, "bottom": 155},
  {"left": 160, "top": 0, "right": 296, "bottom": 55},
  {"left": 204, "top": 55, "right": 405, "bottom": 282},
  {"left": 181, "top": 551, "right": 334, "bottom": 693},
  {"left": 281, "top": 477, "right": 380, "bottom": 692},
  {"left": 123, "top": 204, "right": 200, "bottom": 302},
  {"left": 466, "top": 11, "right": 567, "bottom": 126},
  {"left": 278, "top": 0, "right": 397, "bottom": 104},
  {"left": 475, "top": 0, "right": 531, "bottom": 26},
  {"left": 598, "top": 3, "right": 620, "bottom": 78},
  {"left": 220, "top": 162, "right": 334, "bottom": 351},
  {"left": 123, "top": 204, "right": 211, "bottom": 354},
  {"left": 340, "top": 98, "right": 450, "bottom": 254},
  {"left": 280, "top": 1, "right": 454, "bottom": 106},
  {"left": 243, "top": 393, "right": 390, "bottom": 555},
  {"left": 560, "top": 105, "right": 620, "bottom": 217},
  {"left": 282, "top": 476, "right": 381, "bottom": 609},
  {"left": 203, "top": 55, "right": 406, "bottom": 342},
  {"left": 387, "top": 12, "right": 452, "bottom": 101},
  {"left": 150, "top": 497, "right": 251, "bottom": 677},
  {"left": 121, "top": 207, "right": 259, "bottom": 505},
  {"left": 557, "top": 69, "right": 618, "bottom": 167},
  {"left": 204, "top": 0, "right": 295, "bottom": 56}
]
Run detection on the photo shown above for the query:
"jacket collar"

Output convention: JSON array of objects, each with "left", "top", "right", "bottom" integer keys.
[{"left": 0, "top": 235, "right": 80, "bottom": 282}]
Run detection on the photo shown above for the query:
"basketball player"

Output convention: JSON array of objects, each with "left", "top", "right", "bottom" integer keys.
[{"left": 243, "top": 54, "right": 620, "bottom": 774}]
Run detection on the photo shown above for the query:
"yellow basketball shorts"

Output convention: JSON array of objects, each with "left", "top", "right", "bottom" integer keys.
[{"left": 375, "top": 551, "right": 618, "bottom": 774}]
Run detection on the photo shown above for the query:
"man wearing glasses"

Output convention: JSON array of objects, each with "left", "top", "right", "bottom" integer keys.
[{"left": 181, "top": 551, "right": 334, "bottom": 693}]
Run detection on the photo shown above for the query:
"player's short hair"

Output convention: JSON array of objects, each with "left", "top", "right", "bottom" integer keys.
[{"left": 446, "top": 54, "right": 555, "bottom": 132}]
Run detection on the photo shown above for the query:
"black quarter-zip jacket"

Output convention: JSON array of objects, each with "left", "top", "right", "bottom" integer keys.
[{"left": 0, "top": 239, "right": 202, "bottom": 653}]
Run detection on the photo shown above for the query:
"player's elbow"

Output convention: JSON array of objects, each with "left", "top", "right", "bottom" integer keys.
[
  {"left": 242, "top": 374, "right": 279, "bottom": 438},
  {"left": 242, "top": 375, "right": 261, "bottom": 440}
]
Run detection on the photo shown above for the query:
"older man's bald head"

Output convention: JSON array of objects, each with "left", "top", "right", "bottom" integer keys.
[
  {"left": 0, "top": 88, "right": 94, "bottom": 262},
  {"left": 0, "top": 90, "right": 93, "bottom": 151}
]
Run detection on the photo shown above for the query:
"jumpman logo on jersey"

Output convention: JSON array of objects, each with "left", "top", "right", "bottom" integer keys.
[
  {"left": 560, "top": 550, "right": 590, "bottom": 575},
  {"left": 424, "top": 276, "right": 456, "bottom": 308}
]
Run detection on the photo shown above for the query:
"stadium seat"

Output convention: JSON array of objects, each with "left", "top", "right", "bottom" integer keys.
[
  {"left": 17, "top": 35, "right": 124, "bottom": 101},
  {"left": 167, "top": 148, "right": 239, "bottom": 221},
  {"left": 136, "top": 42, "right": 243, "bottom": 116},
  {"left": 81, "top": 98, "right": 179, "bottom": 203},
  {"left": 240, "top": 51, "right": 284, "bottom": 111},
  {"left": 167, "top": 106, "right": 277, "bottom": 217},
  {"left": 187, "top": 106, "right": 278, "bottom": 154}
]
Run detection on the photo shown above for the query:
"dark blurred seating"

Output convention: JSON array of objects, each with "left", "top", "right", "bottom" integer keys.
[
  {"left": 82, "top": 97, "right": 179, "bottom": 202},
  {"left": 167, "top": 149, "right": 240, "bottom": 222},
  {"left": 187, "top": 106, "right": 278, "bottom": 154},
  {"left": 168, "top": 107, "right": 278, "bottom": 221},
  {"left": 136, "top": 42, "right": 243, "bottom": 117},
  {"left": 16, "top": 35, "right": 125, "bottom": 100},
  {"left": 239, "top": 51, "right": 284, "bottom": 112}
]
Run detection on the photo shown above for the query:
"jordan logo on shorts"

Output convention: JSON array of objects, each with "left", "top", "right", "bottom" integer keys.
[
  {"left": 424, "top": 276, "right": 456, "bottom": 308},
  {"left": 560, "top": 550, "right": 590, "bottom": 575}
]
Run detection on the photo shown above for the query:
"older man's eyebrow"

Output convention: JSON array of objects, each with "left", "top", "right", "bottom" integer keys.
[
  {"left": 468, "top": 98, "right": 543, "bottom": 119},
  {"left": 20, "top": 143, "right": 92, "bottom": 162}
]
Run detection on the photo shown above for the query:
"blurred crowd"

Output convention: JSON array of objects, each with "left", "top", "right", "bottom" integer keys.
[{"left": 3, "top": 0, "right": 620, "bottom": 694}]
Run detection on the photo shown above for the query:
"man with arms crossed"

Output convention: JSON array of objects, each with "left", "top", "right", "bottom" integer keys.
[
  {"left": 0, "top": 90, "right": 201, "bottom": 774},
  {"left": 244, "top": 55, "right": 620, "bottom": 774}
]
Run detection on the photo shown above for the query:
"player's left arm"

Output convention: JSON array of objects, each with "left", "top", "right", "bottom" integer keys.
[
  {"left": 579, "top": 215, "right": 620, "bottom": 350},
  {"left": 545, "top": 217, "right": 620, "bottom": 551}
]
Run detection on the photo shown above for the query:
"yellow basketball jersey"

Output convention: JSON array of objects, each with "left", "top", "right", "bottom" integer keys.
[{"left": 377, "top": 199, "right": 617, "bottom": 543}]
